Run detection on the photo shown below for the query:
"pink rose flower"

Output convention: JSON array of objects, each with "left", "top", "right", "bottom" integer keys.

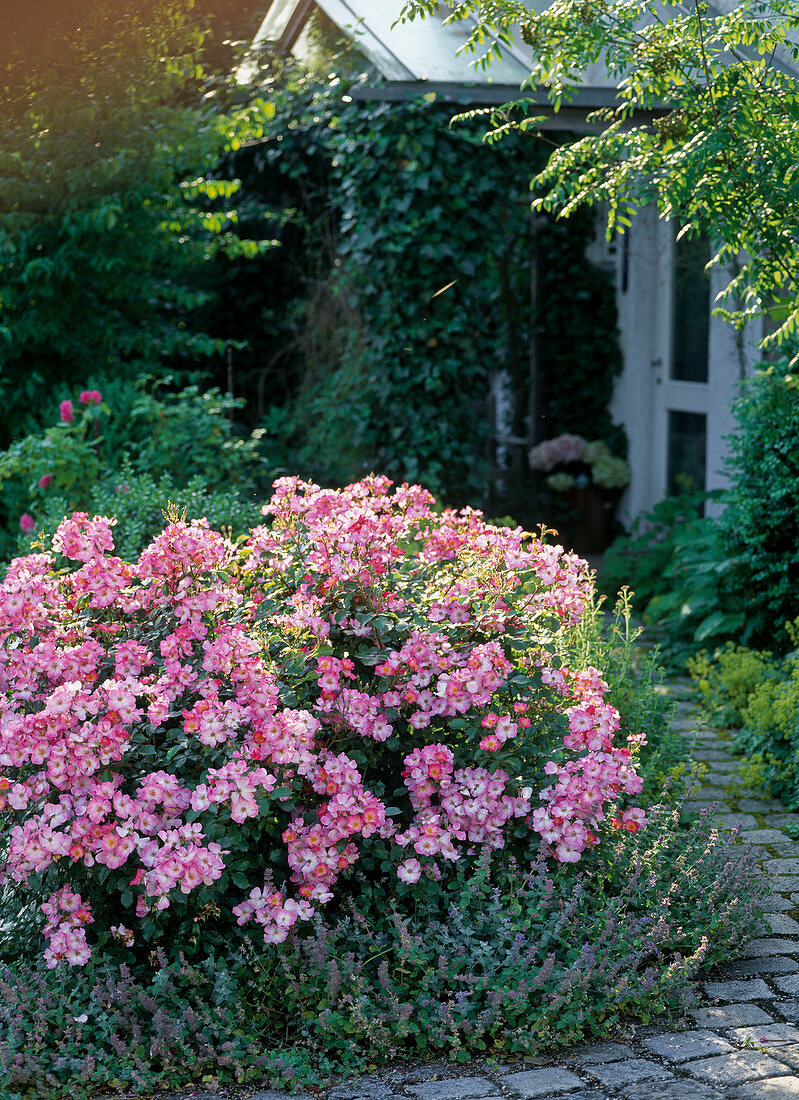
[
  {"left": 79, "top": 390, "right": 102, "bottom": 405},
  {"left": 20, "top": 513, "right": 35, "bottom": 534},
  {"left": 59, "top": 400, "right": 74, "bottom": 423},
  {"left": 38, "top": 474, "right": 53, "bottom": 489},
  {"left": 397, "top": 857, "right": 422, "bottom": 884}
]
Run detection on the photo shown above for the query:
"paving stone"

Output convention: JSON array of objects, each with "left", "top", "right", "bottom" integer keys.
[
  {"left": 762, "top": 895, "right": 795, "bottom": 912},
  {"left": 568, "top": 1043, "right": 635, "bottom": 1064},
  {"left": 703, "top": 979, "right": 774, "bottom": 1002},
  {"left": 689, "top": 1004, "right": 775, "bottom": 1028},
  {"left": 743, "top": 938, "right": 799, "bottom": 958},
  {"left": 729, "top": 1024, "right": 799, "bottom": 1045},
  {"left": 766, "top": 1043, "right": 799, "bottom": 1070},
  {"left": 771, "top": 844, "right": 799, "bottom": 858},
  {"left": 532, "top": 1094, "right": 606, "bottom": 1100},
  {"left": 706, "top": 772, "right": 744, "bottom": 785},
  {"left": 770, "top": 849, "right": 799, "bottom": 866},
  {"left": 585, "top": 1059, "right": 673, "bottom": 1088},
  {"left": 534, "top": 1093, "right": 606, "bottom": 1100},
  {"left": 772, "top": 877, "right": 799, "bottom": 893},
  {"left": 776, "top": 976, "right": 799, "bottom": 996},
  {"left": 621, "top": 1084, "right": 725, "bottom": 1100},
  {"left": 767, "top": 861, "right": 799, "bottom": 875},
  {"left": 728, "top": 1077, "right": 799, "bottom": 1098},
  {"left": 329, "top": 1092, "right": 406, "bottom": 1100},
  {"left": 738, "top": 800, "right": 785, "bottom": 813},
  {"left": 715, "top": 813, "right": 760, "bottom": 829},
  {"left": 685, "top": 800, "right": 724, "bottom": 813},
  {"left": 400, "top": 1064, "right": 456, "bottom": 1084},
  {"left": 408, "top": 1079, "right": 498, "bottom": 1099},
  {"left": 694, "top": 749, "right": 739, "bottom": 761},
  {"left": 719, "top": 956, "right": 799, "bottom": 976},
  {"left": 773, "top": 1001, "right": 799, "bottom": 1021},
  {"left": 328, "top": 1079, "right": 406, "bottom": 1100},
  {"left": 683, "top": 1051, "right": 791, "bottom": 1086},
  {"left": 498, "top": 1068, "right": 585, "bottom": 1098},
  {"left": 642, "top": 1029, "right": 735, "bottom": 1061},
  {"left": 742, "top": 830, "right": 795, "bottom": 845},
  {"left": 247, "top": 1093, "right": 314, "bottom": 1100}
]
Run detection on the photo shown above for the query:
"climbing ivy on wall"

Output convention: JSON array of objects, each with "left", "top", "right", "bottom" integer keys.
[{"left": 226, "top": 73, "right": 623, "bottom": 512}]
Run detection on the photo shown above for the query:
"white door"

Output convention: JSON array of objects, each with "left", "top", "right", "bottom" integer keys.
[
  {"left": 651, "top": 229, "right": 713, "bottom": 503},
  {"left": 612, "top": 209, "right": 752, "bottom": 523}
]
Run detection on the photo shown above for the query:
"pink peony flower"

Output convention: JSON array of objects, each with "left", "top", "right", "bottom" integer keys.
[
  {"left": 19, "top": 513, "right": 35, "bottom": 534},
  {"left": 38, "top": 474, "right": 53, "bottom": 489},
  {"left": 59, "top": 400, "right": 74, "bottom": 423},
  {"left": 79, "top": 390, "right": 102, "bottom": 405}
]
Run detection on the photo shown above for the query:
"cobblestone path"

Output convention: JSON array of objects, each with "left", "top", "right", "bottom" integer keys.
[{"left": 181, "top": 686, "right": 799, "bottom": 1100}]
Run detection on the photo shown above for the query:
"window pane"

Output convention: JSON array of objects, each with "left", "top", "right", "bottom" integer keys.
[
  {"left": 671, "top": 234, "right": 710, "bottom": 383},
  {"left": 667, "top": 410, "right": 707, "bottom": 496}
]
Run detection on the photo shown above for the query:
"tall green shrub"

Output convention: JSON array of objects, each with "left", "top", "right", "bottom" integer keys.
[{"left": 722, "top": 367, "right": 799, "bottom": 645}]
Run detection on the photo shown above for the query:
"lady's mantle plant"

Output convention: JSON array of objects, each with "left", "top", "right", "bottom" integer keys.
[{"left": 0, "top": 476, "right": 646, "bottom": 967}]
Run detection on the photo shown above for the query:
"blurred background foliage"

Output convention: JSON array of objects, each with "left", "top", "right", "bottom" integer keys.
[{"left": 0, "top": 1, "right": 626, "bottom": 551}]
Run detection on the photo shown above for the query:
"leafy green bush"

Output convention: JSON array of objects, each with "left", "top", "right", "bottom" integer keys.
[
  {"left": 600, "top": 493, "right": 748, "bottom": 669},
  {"left": 124, "top": 381, "right": 267, "bottom": 490},
  {"left": 687, "top": 643, "right": 778, "bottom": 729},
  {"left": 601, "top": 492, "right": 709, "bottom": 610},
  {"left": 687, "top": 621, "right": 799, "bottom": 806},
  {"left": 0, "top": 382, "right": 266, "bottom": 562},
  {"left": 603, "top": 368, "right": 799, "bottom": 669},
  {"left": 722, "top": 367, "right": 799, "bottom": 646}
]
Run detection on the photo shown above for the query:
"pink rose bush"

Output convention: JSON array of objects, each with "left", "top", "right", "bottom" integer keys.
[{"left": 0, "top": 476, "right": 646, "bottom": 967}]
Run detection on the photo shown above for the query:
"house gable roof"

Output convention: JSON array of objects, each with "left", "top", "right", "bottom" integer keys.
[
  {"left": 250, "top": 0, "right": 799, "bottom": 111},
  {"left": 249, "top": 0, "right": 623, "bottom": 109}
]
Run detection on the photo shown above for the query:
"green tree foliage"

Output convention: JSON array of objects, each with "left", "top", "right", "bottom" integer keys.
[
  {"left": 401, "top": 0, "right": 799, "bottom": 356},
  {"left": 0, "top": 0, "right": 275, "bottom": 445}
]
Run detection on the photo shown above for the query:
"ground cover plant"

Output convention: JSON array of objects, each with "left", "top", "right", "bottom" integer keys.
[{"left": 0, "top": 477, "right": 765, "bottom": 1096}]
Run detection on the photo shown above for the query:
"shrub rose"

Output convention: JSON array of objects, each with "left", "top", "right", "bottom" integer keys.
[{"left": 0, "top": 476, "right": 645, "bottom": 965}]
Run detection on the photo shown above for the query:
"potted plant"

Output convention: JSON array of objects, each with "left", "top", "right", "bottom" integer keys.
[{"left": 529, "top": 434, "right": 630, "bottom": 553}]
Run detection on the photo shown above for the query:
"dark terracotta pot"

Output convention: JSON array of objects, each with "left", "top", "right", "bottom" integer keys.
[{"left": 566, "top": 485, "right": 618, "bottom": 554}]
